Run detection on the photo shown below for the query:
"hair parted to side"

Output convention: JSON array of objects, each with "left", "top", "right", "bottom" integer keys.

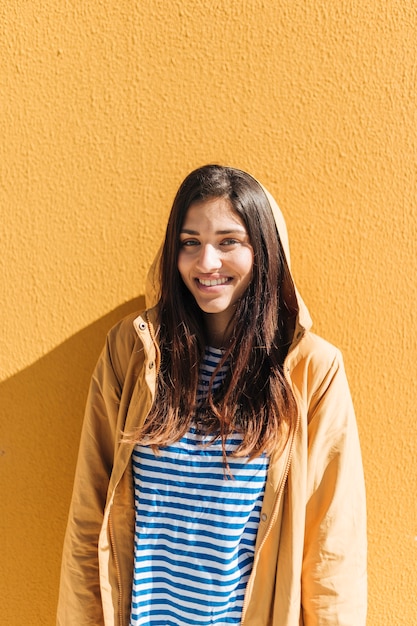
[{"left": 135, "top": 164, "right": 299, "bottom": 468}]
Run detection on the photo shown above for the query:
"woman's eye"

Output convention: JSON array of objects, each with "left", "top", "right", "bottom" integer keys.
[
  {"left": 221, "top": 238, "right": 239, "bottom": 246},
  {"left": 181, "top": 239, "right": 199, "bottom": 247}
]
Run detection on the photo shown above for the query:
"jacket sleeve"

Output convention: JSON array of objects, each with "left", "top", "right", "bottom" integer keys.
[
  {"left": 57, "top": 332, "right": 124, "bottom": 626},
  {"left": 301, "top": 349, "right": 367, "bottom": 626}
]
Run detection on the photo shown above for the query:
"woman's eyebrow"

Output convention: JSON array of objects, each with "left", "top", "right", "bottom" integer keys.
[{"left": 180, "top": 227, "right": 247, "bottom": 235}]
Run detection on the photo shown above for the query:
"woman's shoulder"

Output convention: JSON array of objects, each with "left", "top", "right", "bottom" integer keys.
[
  {"left": 107, "top": 310, "right": 143, "bottom": 340},
  {"left": 107, "top": 306, "right": 158, "bottom": 345},
  {"left": 102, "top": 307, "right": 159, "bottom": 379},
  {"left": 289, "top": 331, "right": 347, "bottom": 397},
  {"left": 293, "top": 330, "right": 342, "bottom": 367}
]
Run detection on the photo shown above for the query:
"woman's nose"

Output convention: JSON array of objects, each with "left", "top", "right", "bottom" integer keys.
[{"left": 196, "top": 244, "right": 222, "bottom": 271}]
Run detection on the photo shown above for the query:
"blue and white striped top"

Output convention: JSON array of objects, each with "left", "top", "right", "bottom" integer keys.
[{"left": 130, "top": 347, "right": 268, "bottom": 626}]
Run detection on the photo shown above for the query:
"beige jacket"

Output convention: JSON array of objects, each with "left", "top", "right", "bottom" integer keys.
[{"left": 57, "top": 191, "right": 367, "bottom": 626}]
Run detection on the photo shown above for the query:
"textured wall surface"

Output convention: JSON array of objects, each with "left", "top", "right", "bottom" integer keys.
[{"left": 1, "top": 1, "right": 416, "bottom": 624}]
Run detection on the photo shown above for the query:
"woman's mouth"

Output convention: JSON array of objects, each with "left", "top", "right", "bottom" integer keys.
[{"left": 197, "top": 277, "right": 231, "bottom": 287}]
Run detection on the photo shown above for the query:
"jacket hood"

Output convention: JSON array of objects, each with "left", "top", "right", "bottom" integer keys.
[
  {"left": 259, "top": 184, "right": 312, "bottom": 336},
  {"left": 145, "top": 179, "right": 312, "bottom": 344}
]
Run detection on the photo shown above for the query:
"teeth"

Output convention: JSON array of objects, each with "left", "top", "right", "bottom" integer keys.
[{"left": 198, "top": 277, "right": 229, "bottom": 286}]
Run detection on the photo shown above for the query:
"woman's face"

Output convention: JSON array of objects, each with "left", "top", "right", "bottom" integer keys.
[{"left": 178, "top": 197, "right": 254, "bottom": 337}]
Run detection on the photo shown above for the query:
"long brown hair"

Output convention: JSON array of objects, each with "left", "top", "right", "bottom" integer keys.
[{"left": 136, "top": 165, "right": 298, "bottom": 463}]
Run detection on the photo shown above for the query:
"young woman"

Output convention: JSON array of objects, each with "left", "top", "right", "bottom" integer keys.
[{"left": 57, "top": 165, "right": 367, "bottom": 626}]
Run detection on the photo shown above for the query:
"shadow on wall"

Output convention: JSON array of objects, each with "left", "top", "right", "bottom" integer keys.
[{"left": 0, "top": 296, "right": 145, "bottom": 626}]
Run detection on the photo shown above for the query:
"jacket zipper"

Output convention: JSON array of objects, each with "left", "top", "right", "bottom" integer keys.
[
  {"left": 241, "top": 365, "right": 301, "bottom": 624},
  {"left": 108, "top": 510, "right": 124, "bottom": 626}
]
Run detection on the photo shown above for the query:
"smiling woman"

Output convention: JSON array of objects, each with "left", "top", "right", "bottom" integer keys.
[
  {"left": 178, "top": 197, "right": 254, "bottom": 344},
  {"left": 57, "top": 165, "right": 367, "bottom": 626}
]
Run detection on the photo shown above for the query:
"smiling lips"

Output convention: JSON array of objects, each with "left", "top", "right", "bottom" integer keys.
[{"left": 197, "top": 277, "right": 231, "bottom": 287}]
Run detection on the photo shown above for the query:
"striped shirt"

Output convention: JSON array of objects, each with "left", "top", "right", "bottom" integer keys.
[{"left": 130, "top": 347, "right": 268, "bottom": 626}]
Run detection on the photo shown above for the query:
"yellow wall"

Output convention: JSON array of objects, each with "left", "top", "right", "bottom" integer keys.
[{"left": 1, "top": 1, "right": 416, "bottom": 623}]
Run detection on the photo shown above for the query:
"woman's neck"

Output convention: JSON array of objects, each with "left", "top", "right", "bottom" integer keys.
[{"left": 203, "top": 312, "right": 233, "bottom": 349}]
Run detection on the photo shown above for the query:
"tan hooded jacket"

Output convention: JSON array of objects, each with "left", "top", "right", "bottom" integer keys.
[{"left": 57, "top": 188, "right": 367, "bottom": 626}]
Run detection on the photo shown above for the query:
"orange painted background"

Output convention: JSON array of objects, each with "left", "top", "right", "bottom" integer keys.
[{"left": 1, "top": 2, "right": 416, "bottom": 624}]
